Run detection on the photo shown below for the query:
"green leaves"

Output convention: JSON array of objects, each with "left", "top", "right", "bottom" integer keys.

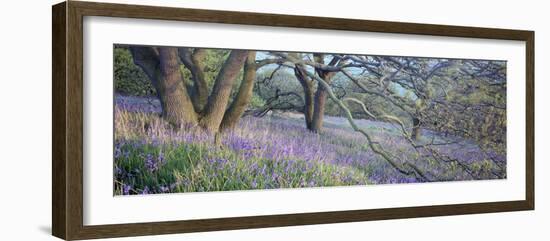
[{"left": 114, "top": 47, "right": 156, "bottom": 96}]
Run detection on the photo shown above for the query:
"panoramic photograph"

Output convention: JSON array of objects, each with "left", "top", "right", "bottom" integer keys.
[{"left": 113, "top": 44, "right": 507, "bottom": 195}]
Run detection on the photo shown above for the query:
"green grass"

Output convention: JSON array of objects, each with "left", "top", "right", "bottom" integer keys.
[{"left": 114, "top": 141, "right": 371, "bottom": 195}]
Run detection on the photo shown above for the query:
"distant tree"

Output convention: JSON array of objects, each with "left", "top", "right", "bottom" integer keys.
[
  {"left": 257, "top": 52, "right": 342, "bottom": 133},
  {"left": 293, "top": 53, "right": 342, "bottom": 133}
]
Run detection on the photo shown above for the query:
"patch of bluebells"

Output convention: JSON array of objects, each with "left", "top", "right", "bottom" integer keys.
[
  {"left": 207, "top": 158, "right": 229, "bottom": 168},
  {"left": 144, "top": 152, "right": 165, "bottom": 173},
  {"left": 114, "top": 141, "right": 131, "bottom": 159},
  {"left": 114, "top": 96, "right": 506, "bottom": 195}
]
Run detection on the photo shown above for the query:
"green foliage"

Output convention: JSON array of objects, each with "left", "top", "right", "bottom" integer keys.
[
  {"left": 181, "top": 49, "right": 241, "bottom": 96},
  {"left": 114, "top": 47, "right": 156, "bottom": 96},
  {"left": 201, "top": 49, "right": 232, "bottom": 90},
  {"left": 180, "top": 65, "right": 193, "bottom": 87},
  {"left": 249, "top": 93, "right": 266, "bottom": 108}
]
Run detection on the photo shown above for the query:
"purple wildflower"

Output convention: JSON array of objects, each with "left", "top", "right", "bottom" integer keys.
[
  {"left": 122, "top": 184, "right": 132, "bottom": 195},
  {"left": 141, "top": 186, "right": 150, "bottom": 194},
  {"left": 144, "top": 152, "right": 166, "bottom": 173}
]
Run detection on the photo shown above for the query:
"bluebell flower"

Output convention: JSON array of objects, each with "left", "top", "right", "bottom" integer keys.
[
  {"left": 141, "top": 186, "right": 150, "bottom": 195},
  {"left": 122, "top": 184, "right": 132, "bottom": 195}
]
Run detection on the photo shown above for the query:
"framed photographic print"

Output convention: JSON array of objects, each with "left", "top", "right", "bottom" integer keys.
[{"left": 52, "top": 1, "right": 534, "bottom": 240}]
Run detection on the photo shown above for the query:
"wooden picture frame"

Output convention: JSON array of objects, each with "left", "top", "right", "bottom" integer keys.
[{"left": 52, "top": 1, "right": 534, "bottom": 240}]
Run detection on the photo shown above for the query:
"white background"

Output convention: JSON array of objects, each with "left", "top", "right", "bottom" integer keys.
[
  {"left": 0, "top": 0, "right": 547, "bottom": 240},
  {"left": 84, "top": 16, "right": 525, "bottom": 225}
]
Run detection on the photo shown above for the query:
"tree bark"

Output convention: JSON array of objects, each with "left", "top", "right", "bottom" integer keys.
[
  {"left": 130, "top": 47, "right": 198, "bottom": 127},
  {"left": 130, "top": 46, "right": 168, "bottom": 115},
  {"left": 199, "top": 50, "right": 249, "bottom": 132},
  {"left": 129, "top": 47, "right": 159, "bottom": 82},
  {"left": 220, "top": 51, "right": 257, "bottom": 131},
  {"left": 294, "top": 64, "right": 315, "bottom": 129},
  {"left": 311, "top": 84, "right": 328, "bottom": 133},
  {"left": 157, "top": 48, "right": 198, "bottom": 126},
  {"left": 310, "top": 54, "right": 336, "bottom": 133},
  {"left": 131, "top": 47, "right": 254, "bottom": 133},
  {"left": 178, "top": 48, "right": 208, "bottom": 112}
]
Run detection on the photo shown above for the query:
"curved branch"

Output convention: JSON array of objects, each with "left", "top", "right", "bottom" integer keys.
[{"left": 280, "top": 55, "right": 430, "bottom": 181}]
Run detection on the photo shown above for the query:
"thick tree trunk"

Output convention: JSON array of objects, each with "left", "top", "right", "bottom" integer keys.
[
  {"left": 294, "top": 65, "right": 314, "bottom": 129},
  {"left": 309, "top": 53, "right": 337, "bottom": 133},
  {"left": 411, "top": 117, "right": 421, "bottom": 140},
  {"left": 303, "top": 86, "right": 314, "bottom": 129},
  {"left": 199, "top": 50, "right": 249, "bottom": 133},
  {"left": 220, "top": 51, "right": 257, "bottom": 131},
  {"left": 157, "top": 48, "right": 198, "bottom": 126},
  {"left": 130, "top": 47, "right": 198, "bottom": 127},
  {"left": 129, "top": 47, "right": 159, "bottom": 82},
  {"left": 129, "top": 47, "right": 164, "bottom": 109},
  {"left": 178, "top": 48, "right": 208, "bottom": 112},
  {"left": 311, "top": 85, "right": 328, "bottom": 133}
]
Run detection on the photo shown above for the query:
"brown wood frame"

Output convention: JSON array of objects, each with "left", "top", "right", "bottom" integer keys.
[{"left": 52, "top": 1, "right": 535, "bottom": 240}]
